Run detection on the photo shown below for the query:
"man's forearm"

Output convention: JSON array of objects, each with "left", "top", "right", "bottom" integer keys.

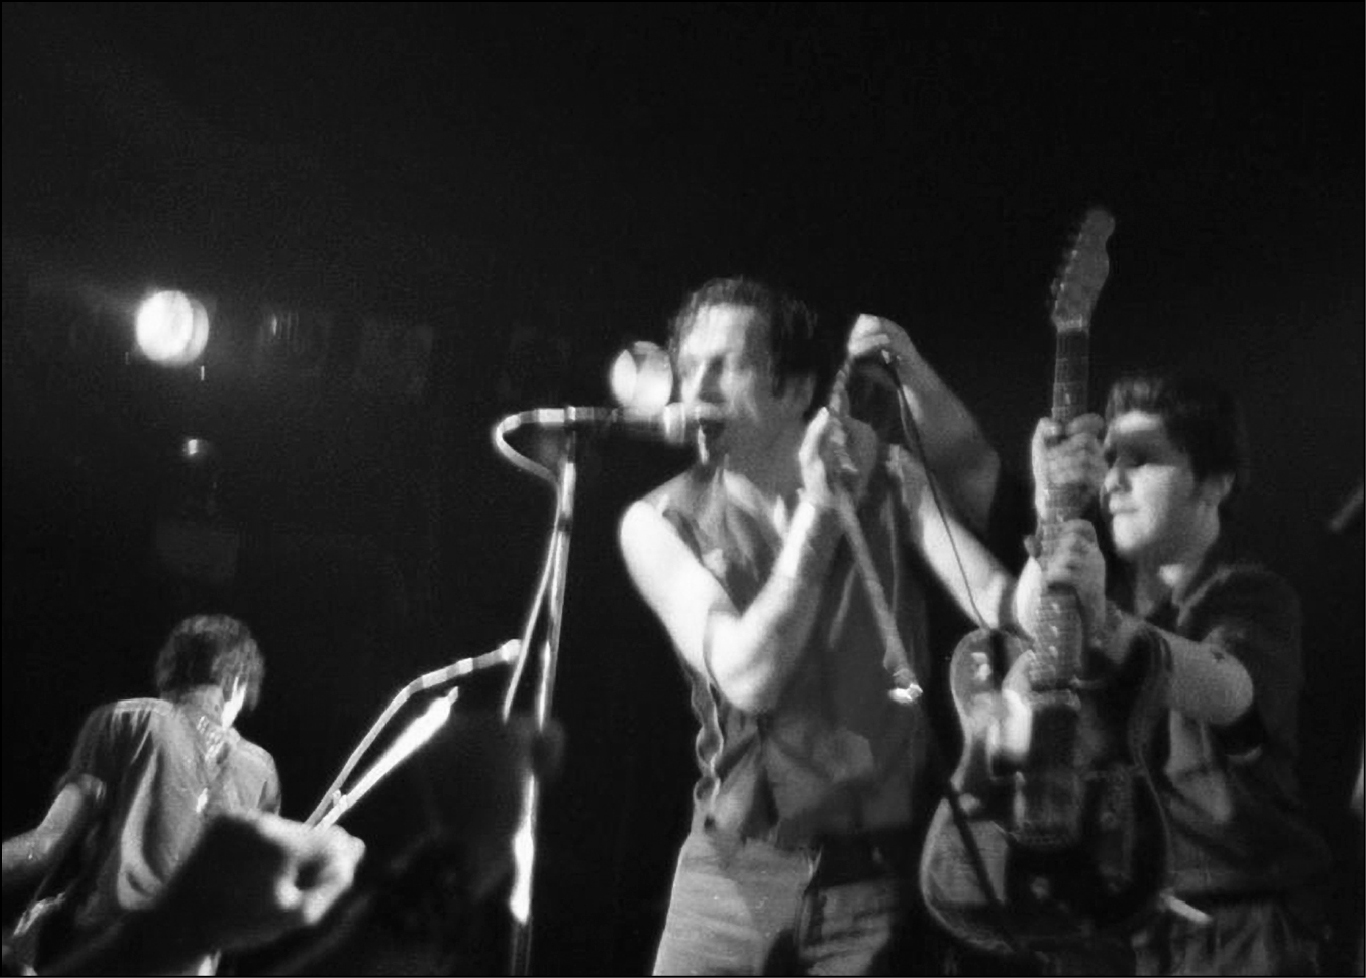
[
  {"left": 708, "top": 497, "right": 843, "bottom": 714},
  {"left": 1099, "top": 607, "right": 1254, "bottom": 725},
  {"left": 908, "top": 481, "right": 1015, "bottom": 632},
  {"left": 2, "top": 832, "right": 48, "bottom": 894},
  {"left": 895, "top": 355, "right": 1000, "bottom": 531}
]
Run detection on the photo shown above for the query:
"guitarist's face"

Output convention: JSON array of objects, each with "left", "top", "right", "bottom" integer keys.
[{"left": 1103, "top": 411, "right": 1224, "bottom": 567}]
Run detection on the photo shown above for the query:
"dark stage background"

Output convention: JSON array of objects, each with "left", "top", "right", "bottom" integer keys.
[{"left": 3, "top": 3, "right": 1362, "bottom": 974}]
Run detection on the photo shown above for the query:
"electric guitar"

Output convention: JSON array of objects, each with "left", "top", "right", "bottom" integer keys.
[{"left": 919, "top": 208, "right": 1169, "bottom": 958}]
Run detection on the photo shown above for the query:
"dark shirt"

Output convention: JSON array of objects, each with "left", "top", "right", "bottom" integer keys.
[
  {"left": 59, "top": 687, "right": 279, "bottom": 973},
  {"left": 1140, "top": 543, "right": 1331, "bottom": 898}
]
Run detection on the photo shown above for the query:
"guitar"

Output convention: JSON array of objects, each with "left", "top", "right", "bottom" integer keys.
[{"left": 919, "top": 208, "right": 1169, "bottom": 958}]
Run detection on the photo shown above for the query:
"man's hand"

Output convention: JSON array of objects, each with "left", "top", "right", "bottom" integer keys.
[
  {"left": 161, "top": 811, "right": 366, "bottom": 954},
  {"left": 1031, "top": 414, "right": 1106, "bottom": 517},
  {"left": 799, "top": 408, "right": 878, "bottom": 508},
  {"left": 1014, "top": 518, "right": 1109, "bottom": 649},
  {"left": 886, "top": 445, "right": 929, "bottom": 515},
  {"left": 846, "top": 313, "right": 920, "bottom": 372},
  {"left": 1041, "top": 519, "right": 1109, "bottom": 639}
]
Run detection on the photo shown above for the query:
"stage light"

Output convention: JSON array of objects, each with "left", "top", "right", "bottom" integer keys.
[
  {"left": 610, "top": 341, "right": 673, "bottom": 412},
  {"left": 135, "top": 289, "right": 210, "bottom": 366},
  {"left": 179, "top": 436, "right": 219, "bottom": 465}
]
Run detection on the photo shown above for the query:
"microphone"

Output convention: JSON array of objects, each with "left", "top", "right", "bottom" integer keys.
[{"left": 496, "top": 403, "right": 724, "bottom": 447}]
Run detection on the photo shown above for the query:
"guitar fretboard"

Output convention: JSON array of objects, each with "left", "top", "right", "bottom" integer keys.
[
  {"left": 1051, "top": 329, "right": 1089, "bottom": 426},
  {"left": 1041, "top": 328, "right": 1091, "bottom": 547},
  {"left": 1033, "top": 327, "right": 1090, "bottom": 689}
]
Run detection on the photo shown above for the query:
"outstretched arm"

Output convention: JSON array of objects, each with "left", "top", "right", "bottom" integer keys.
[
  {"left": 887, "top": 446, "right": 1017, "bottom": 633},
  {"left": 39, "top": 812, "right": 366, "bottom": 976},
  {"left": 1, "top": 776, "right": 101, "bottom": 898}
]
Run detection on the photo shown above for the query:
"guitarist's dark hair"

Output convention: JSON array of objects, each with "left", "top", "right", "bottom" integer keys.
[
  {"left": 153, "top": 614, "right": 266, "bottom": 714},
  {"left": 1106, "top": 369, "right": 1251, "bottom": 518}
]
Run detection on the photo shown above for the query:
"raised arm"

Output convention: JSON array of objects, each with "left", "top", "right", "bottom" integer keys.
[
  {"left": 887, "top": 446, "right": 1017, "bottom": 633},
  {"left": 847, "top": 314, "right": 1001, "bottom": 532}
]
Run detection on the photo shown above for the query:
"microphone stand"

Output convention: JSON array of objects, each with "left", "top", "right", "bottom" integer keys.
[
  {"left": 311, "top": 687, "right": 460, "bottom": 830},
  {"left": 492, "top": 415, "right": 580, "bottom": 977},
  {"left": 302, "top": 640, "right": 522, "bottom": 830}
]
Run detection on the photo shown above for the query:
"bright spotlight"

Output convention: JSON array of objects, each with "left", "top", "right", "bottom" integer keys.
[
  {"left": 610, "top": 341, "right": 673, "bottom": 412},
  {"left": 179, "top": 436, "right": 219, "bottom": 465},
  {"left": 135, "top": 289, "right": 210, "bottom": 366}
]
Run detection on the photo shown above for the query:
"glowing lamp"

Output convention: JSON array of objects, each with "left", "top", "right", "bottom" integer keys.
[
  {"left": 610, "top": 341, "right": 673, "bottom": 412},
  {"left": 135, "top": 289, "right": 210, "bottom": 366}
]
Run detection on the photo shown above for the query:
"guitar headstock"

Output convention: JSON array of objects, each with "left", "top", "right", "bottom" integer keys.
[{"left": 1050, "top": 208, "right": 1115, "bottom": 336}]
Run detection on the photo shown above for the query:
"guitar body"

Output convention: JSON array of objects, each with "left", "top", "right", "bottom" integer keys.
[
  {"left": 920, "top": 626, "right": 1169, "bottom": 958},
  {"left": 920, "top": 208, "right": 1169, "bottom": 958}
]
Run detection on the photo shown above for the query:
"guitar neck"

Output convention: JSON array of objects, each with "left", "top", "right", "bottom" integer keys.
[
  {"left": 1051, "top": 328, "right": 1089, "bottom": 426},
  {"left": 1041, "top": 328, "right": 1090, "bottom": 536},
  {"left": 1034, "top": 326, "right": 1090, "bottom": 687},
  {"left": 1030, "top": 208, "right": 1112, "bottom": 688}
]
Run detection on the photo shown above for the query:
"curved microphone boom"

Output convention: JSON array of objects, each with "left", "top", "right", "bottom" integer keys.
[
  {"left": 493, "top": 404, "right": 724, "bottom": 483},
  {"left": 498, "top": 404, "right": 724, "bottom": 448}
]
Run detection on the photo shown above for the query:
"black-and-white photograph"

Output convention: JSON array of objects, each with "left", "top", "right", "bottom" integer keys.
[{"left": 3, "top": 4, "right": 1361, "bottom": 975}]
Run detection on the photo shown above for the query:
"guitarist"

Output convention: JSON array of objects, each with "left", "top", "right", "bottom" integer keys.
[
  {"left": 2, "top": 614, "right": 281, "bottom": 976},
  {"left": 1020, "top": 370, "right": 1332, "bottom": 974}
]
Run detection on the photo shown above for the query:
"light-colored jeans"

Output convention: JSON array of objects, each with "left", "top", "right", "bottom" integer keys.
[{"left": 652, "top": 827, "right": 925, "bottom": 976}]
